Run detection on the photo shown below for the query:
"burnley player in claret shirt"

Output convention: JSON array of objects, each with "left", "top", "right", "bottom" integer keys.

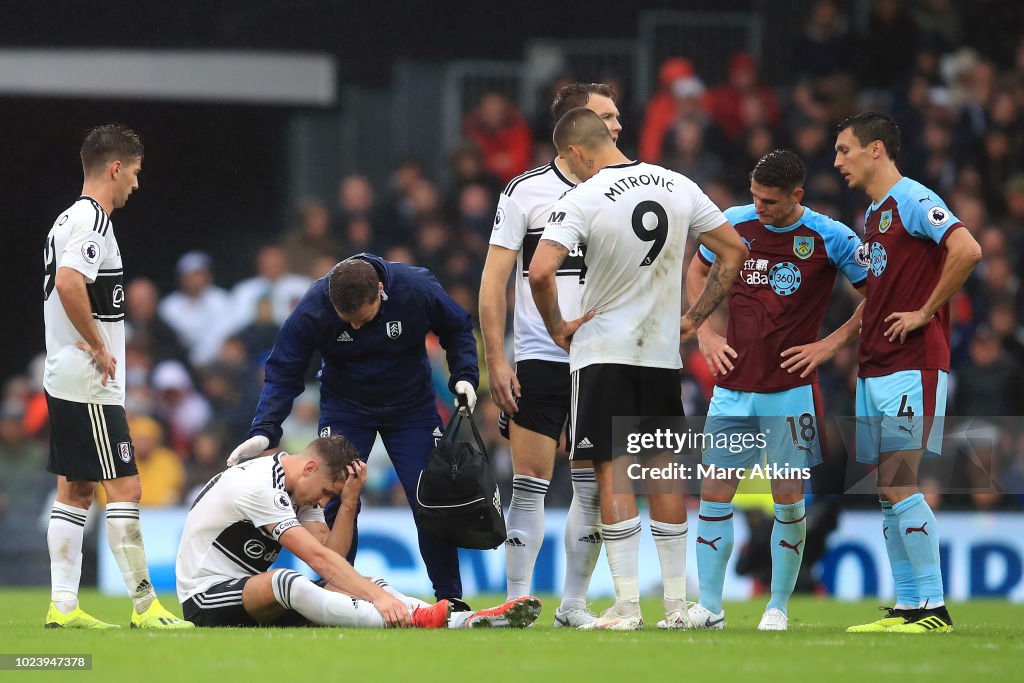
[
  {"left": 834, "top": 112, "right": 981, "bottom": 634},
  {"left": 686, "top": 149, "right": 866, "bottom": 632}
]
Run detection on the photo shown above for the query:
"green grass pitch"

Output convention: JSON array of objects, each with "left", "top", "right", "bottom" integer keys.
[{"left": 1, "top": 589, "right": 1020, "bottom": 682}]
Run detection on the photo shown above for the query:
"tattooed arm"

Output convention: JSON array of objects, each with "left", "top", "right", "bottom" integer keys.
[
  {"left": 686, "top": 255, "right": 736, "bottom": 376},
  {"left": 528, "top": 239, "right": 594, "bottom": 352},
  {"left": 681, "top": 221, "right": 747, "bottom": 342}
]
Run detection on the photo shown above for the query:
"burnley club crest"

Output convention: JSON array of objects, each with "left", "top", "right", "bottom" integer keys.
[
  {"left": 878, "top": 209, "right": 893, "bottom": 233},
  {"left": 793, "top": 236, "right": 814, "bottom": 260}
]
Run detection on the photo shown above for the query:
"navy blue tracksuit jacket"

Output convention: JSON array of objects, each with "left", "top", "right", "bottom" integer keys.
[{"left": 248, "top": 253, "right": 479, "bottom": 599}]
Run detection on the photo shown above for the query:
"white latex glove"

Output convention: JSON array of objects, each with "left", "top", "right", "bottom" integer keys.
[
  {"left": 454, "top": 380, "right": 477, "bottom": 415},
  {"left": 227, "top": 435, "right": 270, "bottom": 467}
]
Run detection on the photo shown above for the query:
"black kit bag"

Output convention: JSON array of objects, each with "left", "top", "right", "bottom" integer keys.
[{"left": 414, "top": 409, "right": 506, "bottom": 550}]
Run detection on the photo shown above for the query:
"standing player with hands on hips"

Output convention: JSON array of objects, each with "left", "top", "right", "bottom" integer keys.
[
  {"left": 42, "top": 124, "right": 192, "bottom": 629},
  {"left": 530, "top": 108, "right": 748, "bottom": 630},
  {"left": 686, "top": 149, "right": 867, "bottom": 632},
  {"left": 479, "top": 83, "right": 622, "bottom": 628},
  {"left": 835, "top": 113, "right": 981, "bottom": 634}
]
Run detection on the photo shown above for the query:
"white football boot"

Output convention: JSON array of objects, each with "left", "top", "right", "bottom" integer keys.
[
  {"left": 579, "top": 601, "right": 644, "bottom": 631},
  {"left": 688, "top": 602, "right": 726, "bottom": 630},
  {"left": 757, "top": 607, "right": 788, "bottom": 631},
  {"left": 656, "top": 599, "right": 696, "bottom": 630},
  {"left": 553, "top": 604, "right": 598, "bottom": 629}
]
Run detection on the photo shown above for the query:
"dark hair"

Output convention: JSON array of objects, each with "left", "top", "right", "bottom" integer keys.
[
  {"left": 328, "top": 259, "right": 380, "bottom": 313},
  {"left": 551, "top": 82, "right": 617, "bottom": 123},
  {"left": 836, "top": 112, "right": 901, "bottom": 161},
  {"left": 552, "top": 107, "right": 613, "bottom": 151},
  {"left": 80, "top": 124, "right": 144, "bottom": 176},
  {"left": 750, "top": 149, "right": 806, "bottom": 193},
  {"left": 308, "top": 435, "right": 360, "bottom": 481}
]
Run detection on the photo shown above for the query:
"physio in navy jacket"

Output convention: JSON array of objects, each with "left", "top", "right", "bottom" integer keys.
[{"left": 228, "top": 253, "right": 479, "bottom": 602}]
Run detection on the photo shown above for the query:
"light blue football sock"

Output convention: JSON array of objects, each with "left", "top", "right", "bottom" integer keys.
[
  {"left": 767, "top": 500, "right": 806, "bottom": 615},
  {"left": 893, "top": 493, "right": 944, "bottom": 608},
  {"left": 696, "top": 500, "right": 734, "bottom": 615},
  {"left": 882, "top": 499, "right": 919, "bottom": 610}
]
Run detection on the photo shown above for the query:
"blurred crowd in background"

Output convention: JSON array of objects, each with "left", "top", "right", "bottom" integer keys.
[{"left": 3, "top": 0, "right": 1024, "bottom": 527}]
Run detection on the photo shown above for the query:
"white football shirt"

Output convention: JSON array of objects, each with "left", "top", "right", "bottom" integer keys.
[
  {"left": 490, "top": 161, "right": 584, "bottom": 363},
  {"left": 176, "top": 453, "right": 325, "bottom": 601},
  {"left": 542, "top": 161, "right": 726, "bottom": 372},
  {"left": 43, "top": 197, "right": 127, "bottom": 405}
]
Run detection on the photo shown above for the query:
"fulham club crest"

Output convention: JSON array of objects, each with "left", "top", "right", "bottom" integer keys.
[{"left": 386, "top": 321, "right": 402, "bottom": 339}]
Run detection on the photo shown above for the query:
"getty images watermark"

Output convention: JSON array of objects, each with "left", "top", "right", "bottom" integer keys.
[
  {"left": 613, "top": 419, "right": 810, "bottom": 494},
  {"left": 607, "top": 416, "right": 1015, "bottom": 496},
  {"left": 606, "top": 417, "right": 814, "bottom": 495}
]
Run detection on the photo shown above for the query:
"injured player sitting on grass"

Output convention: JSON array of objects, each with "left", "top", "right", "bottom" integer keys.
[{"left": 175, "top": 434, "right": 540, "bottom": 629}]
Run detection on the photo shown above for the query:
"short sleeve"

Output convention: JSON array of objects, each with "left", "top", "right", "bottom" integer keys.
[
  {"left": 236, "top": 486, "right": 299, "bottom": 540},
  {"left": 706, "top": 204, "right": 752, "bottom": 265},
  {"left": 488, "top": 192, "right": 529, "bottom": 250},
  {"left": 60, "top": 218, "right": 108, "bottom": 283},
  {"left": 539, "top": 198, "right": 587, "bottom": 251},
  {"left": 824, "top": 222, "right": 868, "bottom": 286},
  {"left": 905, "top": 197, "right": 962, "bottom": 245},
  {"left": 688, "top": 190, "right": 728, "bottom": 238},
  {"left": 297, "top": 504, "right": 326, "bottom": 524}
]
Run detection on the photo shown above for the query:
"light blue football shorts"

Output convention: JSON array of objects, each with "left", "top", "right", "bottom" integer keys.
[
  {"left": 855, "top": 369, "right": 947, "bottom": 464},
  {"left": 702, "top": 384, "right": 824, "bottom": 470}
]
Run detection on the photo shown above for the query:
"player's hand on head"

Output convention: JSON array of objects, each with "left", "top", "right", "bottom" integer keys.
[
  {"left": 341, "top": 461, "right": 367, "bottom": 500},
  {"left": 696, "top": 327, "right": 736, "bottom": 376},
  {"left": 226, "top": 435, "right": 271, "bottom": 467},
  {"left": 884, "top": 310, "right": 933, "bottom": 344},
  {"left": 374, "top": 594, "right": 412, "bottom": 628},
  {"left": 454, "top": 380, "right": 477, "bottom": 415},
  {"left": 486, "top": 359, "right": 520, "bottom": 415},
  {"left": 76, "top": 341, "right": 116, "bottom": 386},
  {"left": 780, "top": 339, "right": 836, "bottom": 378}
]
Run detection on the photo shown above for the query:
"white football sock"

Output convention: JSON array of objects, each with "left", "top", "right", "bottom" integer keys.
[
  {"left": 650, "top": 519, "right": 688, "bottom": 605},
  {"left": 273, "top": 570, "right": 393, "bottom": 627},
  {"left": 603, "top": 516, "right": 642, "bottom": 605},
  {"left": 105, "top": 503, "right": 156, "bottom": 613},
  {"left": 505, "top": 474, "right": 549, "bottom": 599},
  {"left": 49, "top": 502, "right": 88, "bottom": 613},
  {"left": 371, "top": 577, "right": 428, "bottom": 610},
  {"left": 561, "top": 468, "right": 601, "bottom": 611}
]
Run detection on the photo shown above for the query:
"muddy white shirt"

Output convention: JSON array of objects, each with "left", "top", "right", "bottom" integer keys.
[{"left": 541, "top": 161, "right": 725, "bottom": 372}]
